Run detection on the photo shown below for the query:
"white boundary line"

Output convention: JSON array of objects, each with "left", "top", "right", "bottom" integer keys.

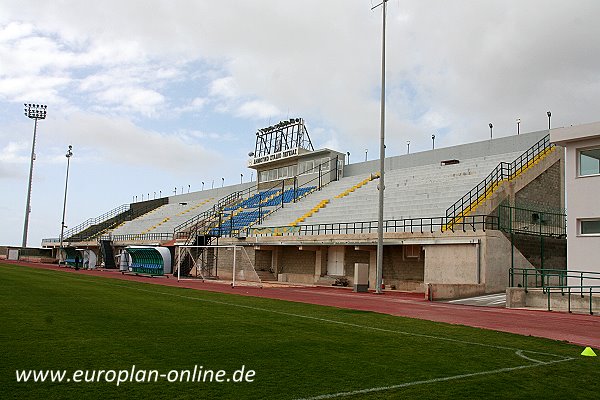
[{"left": 292, "top": 357, "right": 572, "bottom": 400}]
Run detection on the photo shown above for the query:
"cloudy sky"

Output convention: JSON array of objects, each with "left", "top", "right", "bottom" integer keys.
[{"left": 1, "top": 0, "right": 600, "bottom": 246}]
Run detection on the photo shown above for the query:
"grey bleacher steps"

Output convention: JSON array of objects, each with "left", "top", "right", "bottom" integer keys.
[{"left": 68, "top": 198, "right": 168, "bottom": 242}]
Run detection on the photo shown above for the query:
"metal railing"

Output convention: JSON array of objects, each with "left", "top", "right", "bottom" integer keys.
[
  {"left": 509, "top": 267, "right": 600, "bottom": 314},
  {"left": 67, "top": 201, "right": 165, "bottom": 242},
  {"left": 63, "top": 204, "right": 129, "bottom": 239},
  {"left": 542, "top": 285, "right": 600, "bottom": 315},
  {"left": 509, "top": 267, "right": 600, "bottom": 290},
  {"left": 174, "top": 157, "right": 338, "bottom": 240},
  {"left": 102, "top": 233, "right": 175, "bottom": 243},
  {"left": 446, "top": 135, "right": 554, "bottom": 224},
  {"left": 498, "top": 203, "right": 566, "bottom": 238},
  {"left": 248, "top": 215, "right": 496, "bottom": 237}
]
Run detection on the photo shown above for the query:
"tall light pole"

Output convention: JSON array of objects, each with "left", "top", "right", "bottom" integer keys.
[
  {"left": 373, "top": 0, "right": 388, "bottom": 295},
  {"left": 489, "top": 123, "right": 493, "bottom": 139},
  {"left": 202, "top": 181, "right": 204, "bottom": 191},
  {"left": 22, "top": 103, "right": 47, "bottom": 247},
  {"left": 365, "top": 149, "right": 368, "bottom": 162},
  {"left": 407, "top": 140, "right": 410, "bottom": 154},
  {"left": 240, "top": 173, "right": 243, "bottom": 184},
  {"left": 432, "top": 134, "right": 436, "bottom": 150},
  {"left": 516, "top": 118, "right": 521, "bottom": 135},
  {"left": 221, "top": 177, "right": 224, "bottom": 188},
  {"left": 547, "top": 111, "right": 551, "bottom": 129},
  {"left": 347, "top": 151, "right": 350, "bottom": 165},
  {"left": 59, "top": 145, "right": 73, "bottom": 265}
]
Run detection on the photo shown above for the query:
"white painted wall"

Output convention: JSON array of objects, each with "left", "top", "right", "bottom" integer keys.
[{"left": 551, "top": 122, "right": 600, "bottom": 282}]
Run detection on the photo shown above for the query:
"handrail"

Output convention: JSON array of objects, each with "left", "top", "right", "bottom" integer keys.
[
  {"left": 174, "top": 157, "right": 337, "bottom": 240},
  {"left": 62, "top": 203, "right": 129, "bottom": 238},
  {"left": 108, "top": 233, "right": 174, "bottom": 242},
  {"left": 66, "top": 201, "right": 163, "bottom": 242},
  {"left": 498, "top": 203, "right": 566, "bottom": 238},
  {"left": 247, "top": 214, "right": 496, "bottom": 237},
  {"left": 509, "top": 267, "right": 600, "bottom": 291},
  {"left": 446, "top": 135, "right": 554, "bottom": 225},
  {"left": 542, "top": 285, "right": 600, "bottom": 315}
]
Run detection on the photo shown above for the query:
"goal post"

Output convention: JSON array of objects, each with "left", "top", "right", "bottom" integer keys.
[{"left": 176, "top": 245, "right": 262, "bottom": 287}]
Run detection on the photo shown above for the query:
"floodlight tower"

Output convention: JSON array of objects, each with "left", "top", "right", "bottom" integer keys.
[
  {"left": 547, "top": 111, "right": 552, "bottom": 129},
  {"left": 59, "top": 145, "right": 73, "bottom": 264},
  {"left": 22, "top": 103, "right": 47, "bottom": 247}
]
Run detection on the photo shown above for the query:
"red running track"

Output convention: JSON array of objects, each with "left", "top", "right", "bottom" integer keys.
[{"left": 6, "top": 261, "right": 600, "bottom": 348}]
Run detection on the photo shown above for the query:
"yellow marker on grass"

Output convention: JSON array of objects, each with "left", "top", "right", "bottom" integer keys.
[{"left": 581, "top": 347, "right": 597, "bottom": 357}]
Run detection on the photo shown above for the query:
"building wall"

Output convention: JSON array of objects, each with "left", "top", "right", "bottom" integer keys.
[
  {"left": 382, "top": 246, "right": 424, "bottom": 280},
  {"left": 565, "top": 138, "right": 600, "bottom": 274},
  {"left": 254, "top": 249, "right": 272, "bottom": 271},
  {"left": 551, "top": 123, "right": 600, "bottom": 280},
  {"left": 279, "top": 246, "right": 316, "bottom": 275},
  {"left": 515, "top": 160, "right": 562, "bottom": 210},
  {"left": 424, "top": 244, "right": 478, "bottom": 285}
]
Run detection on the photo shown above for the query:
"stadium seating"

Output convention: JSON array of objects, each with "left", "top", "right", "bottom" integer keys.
[
  {"left": 256, "top": 152, "right": 523, "bottom": 227},
  {"left": 111, "top": 196, "right": 216, "bottom": 236}
]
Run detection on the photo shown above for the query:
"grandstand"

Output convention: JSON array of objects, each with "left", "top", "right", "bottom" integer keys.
[{"left": 42, "top": 119, "right": 566, "bottom": 299}]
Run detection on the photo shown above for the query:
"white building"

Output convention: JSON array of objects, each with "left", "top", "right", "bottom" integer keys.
[{"left": 551, "top": 121, "right": 600, "bottom": 277}]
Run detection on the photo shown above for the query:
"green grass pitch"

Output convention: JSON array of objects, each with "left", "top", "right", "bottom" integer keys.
[{"left": 1, "top": 263, "right": 597, "bottom": 399}]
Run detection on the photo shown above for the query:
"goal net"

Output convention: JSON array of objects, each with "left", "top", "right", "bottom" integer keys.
[{"left": 176, "top": 245, "right": 262, "bottom": 287}]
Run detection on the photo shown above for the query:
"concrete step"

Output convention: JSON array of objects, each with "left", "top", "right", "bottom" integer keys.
[{"left": 256, "top": 269, "right": 277, "bottom": 282}]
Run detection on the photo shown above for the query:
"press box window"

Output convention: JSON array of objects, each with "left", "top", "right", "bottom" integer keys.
[
  {"left": 580, "top": 219, "right": 600, "bottom": 235},
  {"left": 579, "top": 148, "right": 600, "bottom": 176}
]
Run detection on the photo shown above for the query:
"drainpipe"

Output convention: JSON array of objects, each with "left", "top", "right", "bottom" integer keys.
[{"left": 476, "top": 239, "right": 481, "bottom": 285}]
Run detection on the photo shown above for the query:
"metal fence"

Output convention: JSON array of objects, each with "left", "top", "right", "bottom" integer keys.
[
  {"left": 509, "top": 267, "right": 600, "bottom": 314},
  {"left": 248, "top": 215, "right": 497, "bottom": 237},
  {"left": 498, "top": 203, "right": 566, "bottom": 238}
]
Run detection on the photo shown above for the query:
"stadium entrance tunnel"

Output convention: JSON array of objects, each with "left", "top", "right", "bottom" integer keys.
[{"left": 124, "top": 246, "right": 172, "bottom": 276}]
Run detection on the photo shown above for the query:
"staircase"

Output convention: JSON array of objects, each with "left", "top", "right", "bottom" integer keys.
[
  {"left": 100, "top": 239, "right": 116, "bottom": 269},
  {"left": 256, "top": 269, "right": 277, "bottom": 282},
  {"left": 444, "top": 135, "right": 556, "bottom": 231}
]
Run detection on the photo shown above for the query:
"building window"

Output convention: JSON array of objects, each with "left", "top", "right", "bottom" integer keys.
[
  {"left": 260, "top": 171, "right": 268, "bottom": 183},
  {"left": 304, "top": 160, "right": 314, "bottom": 174},
  {"left": 580, "top": 219, "right": 600, "bottom": 235},
  {"left": 579, "top": 147, "right": 600, "bottom": 176},
  {"left": 269, "top": 169, "right": 277, "bottom": 181},
  {"left": 404, "top": 245, "right": 421, "bottom": 259}
]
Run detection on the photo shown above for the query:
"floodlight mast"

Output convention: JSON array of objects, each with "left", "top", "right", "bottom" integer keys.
[
  {"left": 22, "top": 103, "right": 47, "bottom": 247},
  {"left": 372, "top": 0, "right": 388, "bottom": 295},
  {"left": 59, "top": 145, "right": 73, "bottom": 265}
]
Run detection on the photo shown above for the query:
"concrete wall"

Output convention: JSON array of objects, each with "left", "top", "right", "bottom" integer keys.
[
  {"left": 254, "top": 249, "right": 272, "bottom": 271},
  {"left": 514, "top": 160, "right": 563, "bottom": 210},
  {"left": 482, "top": 231, "right": 533, "bottom": 292},
  {"left": 215, "top": 246, "right": 256, "bottom": 280},
  {"left": 508, "top": 234, "right": 566, "bottom": 270},
  {"left": 507, "top": 287, "right": 600, "bottom": 314},
  {"left": 424, "top": 243, "right": 478, "bottom": 284},
  {"left": 279, "top": 246, "right": 316, "bottom": 275}
]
